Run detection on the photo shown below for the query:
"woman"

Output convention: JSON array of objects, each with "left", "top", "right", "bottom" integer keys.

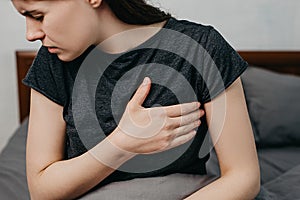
[{"left": 12, "top": 0, "right": 260, "bottom": 199}]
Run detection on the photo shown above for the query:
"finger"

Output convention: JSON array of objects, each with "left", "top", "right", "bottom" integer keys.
[
  {"left": 168, "top": 130, "right": 197, "bottom": 149},
  {"left": 171, "top": 109, "right": 203, "bottom": 127},
  {"left": 164, "top": 102, "right": 201, "bottom": 117},
  {"left": 130, "top": 77, "right": 151, "bottom": 107},
  {"left": 173, "top": 120, "right": 200, "bottom": 137}
]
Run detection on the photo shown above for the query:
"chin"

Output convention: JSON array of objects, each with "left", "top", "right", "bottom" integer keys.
[
  {"left": 57, "top": 53, "right": 77, "bottom": 62},
  {"left": 58, "top": 48, "right": 88, "bottom": 62}
]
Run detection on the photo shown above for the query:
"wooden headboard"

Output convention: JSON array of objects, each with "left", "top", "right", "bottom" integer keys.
[
  {"left": 238, "top": 51, "right": 300, "bottom": 76},
  {"left": 16, "top": 51, "right": 37, "bottom": 123},
  {"left": 16, "top": 50, "right": 300, "bottom": 122}
]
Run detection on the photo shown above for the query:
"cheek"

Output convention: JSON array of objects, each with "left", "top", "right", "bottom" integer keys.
[
  {"left": 49, "top": 11, "right": 95, "bottom": 46},
  {"left": 44, "top": 4, "right": 97, "bottom": 61},
  {"left": 42, "top": 16, "right": 66, "bottom": 41}
]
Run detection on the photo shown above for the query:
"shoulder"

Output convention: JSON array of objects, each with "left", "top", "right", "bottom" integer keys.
[
  {"left": 170, "top": 17, "right": 213, "bottom": 31},
  {"left": 167, "top": 17, "right": 215, "bottom": 40},
  {"left": 166, "top": 17, "right": 231, "bottom": 53},
  {"left": 23, "top": 46, "right": 67, "bottom": 106}
]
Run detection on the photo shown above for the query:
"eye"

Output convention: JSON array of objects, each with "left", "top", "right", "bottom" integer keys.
[
  {"left": 21, "top": 10, "right": 44, "bottom": 22},
  {"left": 33, "top": 15, "right": 44, "bottom": 22}
]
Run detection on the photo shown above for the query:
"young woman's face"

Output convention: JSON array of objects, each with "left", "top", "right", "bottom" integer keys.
[{"left": 12, "top": 0, "right": 100, "bottom": 61}]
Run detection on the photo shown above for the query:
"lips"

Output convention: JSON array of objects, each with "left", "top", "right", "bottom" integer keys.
[{"left": 47, "top": 47, "right": 59, "bottom": 54}]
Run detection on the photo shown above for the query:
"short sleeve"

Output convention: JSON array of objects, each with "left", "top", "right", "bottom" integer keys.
[
  {"left": 22, "top": 46, "right": 66, "bottom": 106},
  {"left": 199, "top": 27, "right": 248, "bottom": 103}
]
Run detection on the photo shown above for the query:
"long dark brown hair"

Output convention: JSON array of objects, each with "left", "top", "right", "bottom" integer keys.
[{"left": 104, "top": 0, "right": 172, "bottom": 25}]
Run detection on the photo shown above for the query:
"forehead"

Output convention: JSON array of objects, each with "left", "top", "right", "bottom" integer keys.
[
  {"left": 12, "top": 0, "right": 40, "bottom": 5},
  {"left": 12, "top": 0, "right": 42, "bottom": 10},
  {"left": 12, "top": 0, "right": 68, "bottom": 14},
  {"left": 12, "top": 0, "right": 81, "bottom": 11}
]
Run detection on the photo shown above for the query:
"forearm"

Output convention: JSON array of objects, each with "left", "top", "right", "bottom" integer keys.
[
  {"left": 184, "top": 171, "right": 260, "bottom": 200},
  {"left": 28, "top": 135, "right": 134, "bottom": 200}
]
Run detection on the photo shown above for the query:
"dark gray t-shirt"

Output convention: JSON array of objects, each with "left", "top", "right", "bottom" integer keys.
[{"left": 23, "top": 17, "right": 248, "bottom": 186}]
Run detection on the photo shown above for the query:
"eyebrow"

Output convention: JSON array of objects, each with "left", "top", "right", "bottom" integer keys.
[{"left": 21, "top": 10, "right": 39, "bottom": 16}]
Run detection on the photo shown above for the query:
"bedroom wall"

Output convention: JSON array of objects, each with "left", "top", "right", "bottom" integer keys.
[
  {"left": 0, "top": 2, "right": 40, "bottom": 151},
  {"left": 0, "top": 0, "right": 299, "bottom": 152},
  {"left": 157, "top": 0, "right": 300, "bottom": 50}
]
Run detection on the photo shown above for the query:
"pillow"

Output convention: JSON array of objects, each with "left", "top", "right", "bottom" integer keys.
[
  {"left": 241, "top": 66, "right": 300, "bottom": 147},
  {"left": 80, "top": 174, "right": 217, "bottom": 200}
]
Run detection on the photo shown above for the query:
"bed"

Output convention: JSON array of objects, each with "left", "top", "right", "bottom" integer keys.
[{"left": 0, "top": 50, "right": 299, "bottom": 199}]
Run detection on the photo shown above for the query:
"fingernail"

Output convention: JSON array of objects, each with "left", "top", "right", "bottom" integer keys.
[
  {"left": 201, "top": 110, "right": 205, "bottom": 116},
  {"left": 142, "top": 77, "right": 149, "bottom": 86}
]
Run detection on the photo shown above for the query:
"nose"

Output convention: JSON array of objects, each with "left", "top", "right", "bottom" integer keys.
[{"left": 26, "top": 17, "right": 45, "bottom": 42}]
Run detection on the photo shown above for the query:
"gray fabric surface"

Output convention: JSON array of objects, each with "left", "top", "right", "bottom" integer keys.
[
  {"left": 241, "top": 66, "right": 300, "bottom": 147},
  {"left": 0, "top": 118, "right": 30, "bottom": 200},
  {"left": 263, "top": 164, "right": 300, "bottom": 200},
  {"left": 80, "top": 174, "right": 217, "bottom": 200},
  {"left": 257, "top": 147, "right": 300, "bottom": 184},
  {"left": 206, "top": 147, "right": 300, "bottom": 200}
]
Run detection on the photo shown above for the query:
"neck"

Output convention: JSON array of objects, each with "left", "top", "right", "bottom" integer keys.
[{"left": 94, "top": 3, "right": 167, "bottom": 54}]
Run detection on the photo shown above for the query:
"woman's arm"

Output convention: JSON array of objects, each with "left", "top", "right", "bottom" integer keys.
[
  {"left": 27, "top": 89, "right": 119, "bottom": 199},
  {"left": 27, "top": 78, "right": 203, "bottom": 200},
  {"left": 184, "top": 78, "right": 260, "bottom": 200}
]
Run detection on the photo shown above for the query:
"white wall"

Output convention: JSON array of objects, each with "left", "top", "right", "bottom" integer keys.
[
  {"left": 0, "top": 2, "right": 40, "bottom": 151},
  {"left": 0, "top": 0, "right": 299, "bottom": 151},
  {"left": 157, "top": 0, "right": 300, "bottom": 50}
]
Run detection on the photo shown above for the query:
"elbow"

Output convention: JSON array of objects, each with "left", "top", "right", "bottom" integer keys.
[
  {"left": 27, "top": 174, "right": 38, "bottom": 199},
  {"left": 27, "top": 175, "right": 60, "bottom": 200},
  {"left": 27, "top": 177, "right": 47, "bottom": 200},
  {"left": 28, "top": 183, "right": 64, "bottom": 200},
  {"left": 28, "top": 182, "right": 64, "bottom": 200},
  {"left": 249, "top": 173, "right": 261, "bottom": 199},
  {"left": 251, "top": 163, "right": 261, "bottom": 198},
  {"left": 241, "top": 168, "right": 261, "bottom": 199},
  {"left": 27, "top": 170, "right": 46, "bottom": 199},
  {"left": 225, "top": 167, "right": 261, "bottom": 199},
  {"left": 27, "top": 172, "right": 77, "bottom": 200},
  {"left": 29, "top": 191, "right": 44, "bottom": 200},
  {"left": 27, "top": 183, "right": 44, "bottom": 200}
]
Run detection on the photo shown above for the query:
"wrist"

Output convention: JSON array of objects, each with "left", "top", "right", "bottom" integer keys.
[
  {"left": 109, "top": 127, "right": 137, "bottom": 154},
  {"left": 89, "top": 132, "right": 136, "bottom": 169}
]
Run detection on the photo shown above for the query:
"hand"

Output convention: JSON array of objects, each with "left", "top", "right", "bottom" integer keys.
[{"left": 109, "top": 77, "right": 205, "bottom": 154}]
